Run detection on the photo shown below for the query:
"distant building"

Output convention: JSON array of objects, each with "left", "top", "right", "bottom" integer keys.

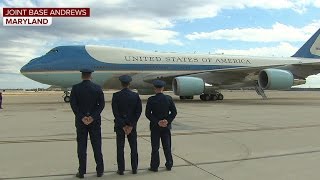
[{"left": 46, "top": 86, "right": 63, "bottom": 91}]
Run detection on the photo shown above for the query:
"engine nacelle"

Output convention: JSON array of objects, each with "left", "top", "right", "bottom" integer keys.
[
  {"left": 173, "top": 77, "right": 205, "bottom": 96},
  {"left": 258, "top": 69, "right": 294, "bottom": 90}
]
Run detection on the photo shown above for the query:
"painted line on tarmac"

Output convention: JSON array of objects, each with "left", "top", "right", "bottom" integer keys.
[
  {"left": 1, "top": 123, "right": 320, "bottom": 144},
  {"left": 2, "top": 149, "right": 320, "bottom": 180}
]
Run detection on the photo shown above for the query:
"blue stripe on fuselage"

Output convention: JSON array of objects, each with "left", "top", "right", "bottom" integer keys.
[{"left": 21, "top": 46, "right": 245, "bottom": 72}]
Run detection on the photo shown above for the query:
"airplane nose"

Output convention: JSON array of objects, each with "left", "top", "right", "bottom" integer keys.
[
  {"left": 21, "top": 58, "right": 38, "bottom": 73},
  {"left": 20, "top": 64, "right": 28, "bottom": 74},
  {"left": 20, "top": 58, "right": 42, "bottom": 82}
]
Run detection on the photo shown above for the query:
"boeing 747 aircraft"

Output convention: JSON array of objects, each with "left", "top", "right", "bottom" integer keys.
[{"left": 21, "top": 28, "right": 320, "bottom": 102}]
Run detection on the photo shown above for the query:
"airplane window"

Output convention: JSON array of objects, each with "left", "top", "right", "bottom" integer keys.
[{"left": 46, "top": 49, "right": 58, "bottom": 54}]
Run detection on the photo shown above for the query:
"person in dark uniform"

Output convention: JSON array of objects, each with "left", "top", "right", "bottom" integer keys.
[
  {"left": 70, "top": 69, "right": 105, "bottom": 179},
  {"left": 145, "top": 80, "right": 177, "bottom": 172},
  {"left": 0, "top": 91, "right": 3, "bottom": 109},
  {"left": 112, "top": 75, "right": 142, "bottom": 175}
]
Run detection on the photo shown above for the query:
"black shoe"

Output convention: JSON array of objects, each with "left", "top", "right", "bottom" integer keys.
[
  {"left": 148, "top": 167, "right": 158, "bottom": 172},
  {"left": 166, "top": 166, "right": 172, "bottom": 171},
  {"left": 117, "top": 170, "right": 124, "bottom": 175},
  {"left": 132, "top": 169, "right": 137, "bottom": 174},
  {"left": 97, "top": 172, "right": 104, "bottom": 177},
  {"left": 75, "top": 172, "right": 84, "bottom": 179}
]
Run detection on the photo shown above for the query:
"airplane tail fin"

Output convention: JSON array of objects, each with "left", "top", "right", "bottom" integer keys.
[{"left": 292, "top": 28, "right": 320, "bottom": 59}]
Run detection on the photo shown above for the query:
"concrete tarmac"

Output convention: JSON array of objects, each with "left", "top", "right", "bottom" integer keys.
[{"left": 1, "top": 90, "right": 320, "bottom": 180}]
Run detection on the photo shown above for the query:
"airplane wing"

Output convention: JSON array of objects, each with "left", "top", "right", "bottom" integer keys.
[
  {"left": 143, "top": 60, "right": 320, "bottom": 89},
  {"left": 142, "top": 64, "right": 282, "bottom": 87}
]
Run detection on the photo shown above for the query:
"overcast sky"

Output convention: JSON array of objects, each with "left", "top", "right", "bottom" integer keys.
[{"left": 1, "top": 0, "right": 320, "bottom": 89}]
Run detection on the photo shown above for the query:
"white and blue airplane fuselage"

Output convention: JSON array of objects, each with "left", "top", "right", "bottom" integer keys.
[{"left": 21, "top": 28, "right": 320, "bottom": 102}]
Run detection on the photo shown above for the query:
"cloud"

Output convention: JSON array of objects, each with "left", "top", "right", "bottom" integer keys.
[
  {"left": 0, "top": 0, "right": 182, "bottom": 75},
  {"left": 289, "top": 0, "right": 320, "bottom": 13},
  {"left": 1, "top": 0, "right": 35, "bottom": 8},
  {"left": 145, "top": 0, "right": 298, "bottom": 20},
  {"left": 186, "top": 21, "right": 320, "bottom": 42},
  {"left": 295, "top": 74, "right": 320, "bottom": 88},
  {"left": 213, "top": 42, "right": 298, "bottom": 57},
  {"left": 0, "top": 34, "right": 55, "bottom": 74}
]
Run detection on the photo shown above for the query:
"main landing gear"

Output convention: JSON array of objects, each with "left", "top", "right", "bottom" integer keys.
[
  {"left": 63, "top": 91, "right": 71, "bottom": 103},
  {"left": 179, "top": 96, "right": 194, "bottom": 100},
  {"left": 200, "top": 93, "right": 224, "bottom": 101},
  {"left": 179, "top": 91, "right": 224, "bottom": 102}
]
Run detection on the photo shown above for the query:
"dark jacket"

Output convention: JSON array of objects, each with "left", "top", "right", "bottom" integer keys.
[
  {"left": 70, "top": 80, "right": 105, "bottom": 127},
  {"left": 145, "top": 93, "right": 177, "bottom": 129},
  {"left": 112, "top": 88, "right": 142, "bottom": 129}
]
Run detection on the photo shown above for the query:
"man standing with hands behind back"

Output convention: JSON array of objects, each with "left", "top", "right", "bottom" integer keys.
[
  {"left": 112, "top": 75, "right": 142, "bottom": 175},
  {"left": 0, "top": 91, "right": 3, "bottom": 109},
  {"left": 70, "top": 69, "right": 105, "bottom": 179},
  {"left": 145, "top": 80, "right": 177, "bottom": 172}
]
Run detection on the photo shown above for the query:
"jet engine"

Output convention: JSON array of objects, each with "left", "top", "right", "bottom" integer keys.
[
  {"left": 258, "top": 69, "right": 294, "bottom": 90},
  {"left": 173, "top": 77, "right": 205, "bottom": 96}
]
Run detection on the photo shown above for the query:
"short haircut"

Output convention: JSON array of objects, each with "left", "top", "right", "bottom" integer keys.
[
  {"left": 81, "top": 72, "right": 91, "bottom": 79},
  {"left": 121, "top": 82, "right": 129, "bottom": 87},
  {"left": 154, "top": 86, "right": 164, "bottom": 90}
]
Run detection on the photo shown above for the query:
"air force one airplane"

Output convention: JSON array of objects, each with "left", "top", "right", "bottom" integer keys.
[{"left": 21, "top": 28, "right": 320, "bottom": 102}]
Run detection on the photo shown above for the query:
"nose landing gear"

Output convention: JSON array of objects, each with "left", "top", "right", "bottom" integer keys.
[{"left": 63, "top": 91, "right": 71, "bottom": 103}]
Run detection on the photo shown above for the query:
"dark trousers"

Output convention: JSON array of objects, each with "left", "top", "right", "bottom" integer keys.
[
  {"left": 76, "top": 125, "right": 104, "bottom": 174},
  {"left": 0, "top": 100, "right": 2, "bottom": 108},
  {"left": 116, "top": 128, "right": 138, "bottom": 171},
  {"left": 150, "top": 127, "right": 173, "bottom": 169}
]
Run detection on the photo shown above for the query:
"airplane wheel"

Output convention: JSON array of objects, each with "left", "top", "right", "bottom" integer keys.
[
  {"left": 180, "top": 96, "right": 194, "bottom": 100},
  {"left": 217, "top": 94, "right": 224, "bottom": 100},
  {"left": 64, "top": 96, "right": 70, "bottom": 103},
  {"left": 204, "top": 94, "right": 211, "bottom": 101},
  {"left": 200, "top": 94, "right": 206, "bottom": 101},
  {"left": 211, "top": 94, "right": 218, "bottom": 101},
  {"left": 187, "top": 96, "right": 194, "bottom": 100},
  {"left": 200, "top": 94, "right": 215, "bottom": 101}
]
